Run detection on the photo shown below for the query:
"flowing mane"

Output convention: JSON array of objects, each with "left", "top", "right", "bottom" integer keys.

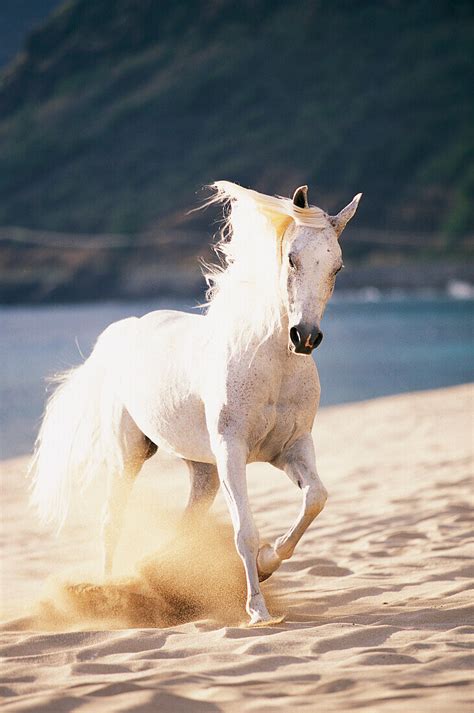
[{"left": 202, "top": 181, "right": 329, "bottom": 353}]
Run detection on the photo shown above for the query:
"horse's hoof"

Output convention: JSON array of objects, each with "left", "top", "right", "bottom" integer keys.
[
  {"left": 257, "top": 543, "right": 281, "bottom": 581},
  {"left": 246, "top": 614, "right": 286, "bottom": 628}
]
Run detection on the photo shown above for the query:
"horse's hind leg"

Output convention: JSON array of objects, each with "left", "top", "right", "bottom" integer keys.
[
  {"left": 101, "top": 410, "right": 157, "bottom": 577},
  {"left": 183, "top": 460, "right": 219, "bottom": 520}
]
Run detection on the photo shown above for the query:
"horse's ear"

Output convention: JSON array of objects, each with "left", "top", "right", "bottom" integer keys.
[
  {"left": 330, "top": 193, "right": 362, "bottom": 238},
  {"left": 292, "top": 185, "right": 309, "bottom": 209}
]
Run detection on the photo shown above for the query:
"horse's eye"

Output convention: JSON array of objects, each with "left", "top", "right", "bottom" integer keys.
[{"left": 288, "top": 253, "right": 296, "bottom": 269}]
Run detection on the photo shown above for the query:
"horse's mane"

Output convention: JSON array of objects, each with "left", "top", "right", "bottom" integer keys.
[{"left": 201, "top": 181, "right": 328, "bottom": 354}]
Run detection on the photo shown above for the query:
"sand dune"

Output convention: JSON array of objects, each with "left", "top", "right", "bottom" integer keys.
[{"left": 1, "top": 384, "right": 473, "bottom": 711}]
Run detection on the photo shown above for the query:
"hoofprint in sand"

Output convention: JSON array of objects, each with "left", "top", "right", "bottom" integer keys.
[{"left": 1, "top": 384, "right": 473, "bottom": 712}]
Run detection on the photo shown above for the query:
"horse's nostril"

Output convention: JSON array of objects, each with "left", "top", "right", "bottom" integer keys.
[
  {"left": 314, "top": 331, "right": 323, "bottom": 348},
  {"left": 290, "top": 327, "right": 301, "bottom": 348}
]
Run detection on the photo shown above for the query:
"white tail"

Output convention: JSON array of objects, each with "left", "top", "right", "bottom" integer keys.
[{"left": 29, "top": 317, "right": 137, "bottom": 531}]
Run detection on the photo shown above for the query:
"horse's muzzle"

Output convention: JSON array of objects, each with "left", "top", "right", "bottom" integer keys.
[{"left": 289, "top": 324, "right": 323, "bottom": 354}]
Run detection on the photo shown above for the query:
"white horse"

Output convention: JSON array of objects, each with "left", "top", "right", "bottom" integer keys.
[{"left": 30, "top": 181, "right": 361, "bottom": 626}]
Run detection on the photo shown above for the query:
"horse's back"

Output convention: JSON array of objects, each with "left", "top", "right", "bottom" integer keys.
[
  {"left": 137, "top": 309, "right": 208, "bottom": 379},
  {"left": 139, "top": 308, "right": 198, "bottom": 331}
]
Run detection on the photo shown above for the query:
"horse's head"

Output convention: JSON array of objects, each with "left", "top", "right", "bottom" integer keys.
[{"left": 282, "top": 186, "right": 362, "bottom": 355}]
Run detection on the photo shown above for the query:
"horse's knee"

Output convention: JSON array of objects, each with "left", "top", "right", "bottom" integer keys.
[{"left": 306, "top": 481, "right": 328, "bottom": 518}]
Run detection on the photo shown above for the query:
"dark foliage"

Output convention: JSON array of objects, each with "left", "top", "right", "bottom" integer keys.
[{"left": 0, "top": 0, "right": 472, "bottom": 249}]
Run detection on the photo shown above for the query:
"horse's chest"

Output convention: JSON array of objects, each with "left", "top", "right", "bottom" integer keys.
[{"left": 250, "top": 361, "right": 320, "bottom": 461}]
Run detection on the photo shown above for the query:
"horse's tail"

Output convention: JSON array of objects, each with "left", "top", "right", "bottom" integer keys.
[{"left": 29, "top": 317, "right": 138, "bottom": 531}]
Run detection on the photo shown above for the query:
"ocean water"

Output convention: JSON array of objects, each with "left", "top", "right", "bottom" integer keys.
[{"left": 1, "top": 296, "right": 473, "bottom": 459}]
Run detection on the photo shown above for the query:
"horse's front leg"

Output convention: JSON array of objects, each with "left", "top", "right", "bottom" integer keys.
[
  {"left": 257, "top": 434, "right": 328, "bottom": 581},
  {"left": 212, "top": 435, "right": 280, "bottom": 625}
]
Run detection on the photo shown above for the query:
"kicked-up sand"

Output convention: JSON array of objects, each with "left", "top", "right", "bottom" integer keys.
[{"left": 1, "top": 384, "right": 473, "bottom": 711}]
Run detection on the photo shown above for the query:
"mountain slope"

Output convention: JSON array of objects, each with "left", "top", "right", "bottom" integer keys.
[{"left": 0, "top": 0, "right": 472, "bottom": 245}]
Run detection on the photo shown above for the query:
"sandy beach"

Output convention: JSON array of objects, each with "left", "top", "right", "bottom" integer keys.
[{"left": 1, "top": 383, "right": 473, "bottom": 712}]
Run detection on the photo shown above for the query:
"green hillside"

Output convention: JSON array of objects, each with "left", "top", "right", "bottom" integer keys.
[{"left": 0, "top": 0, "right": 473, "bottom": 249}]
